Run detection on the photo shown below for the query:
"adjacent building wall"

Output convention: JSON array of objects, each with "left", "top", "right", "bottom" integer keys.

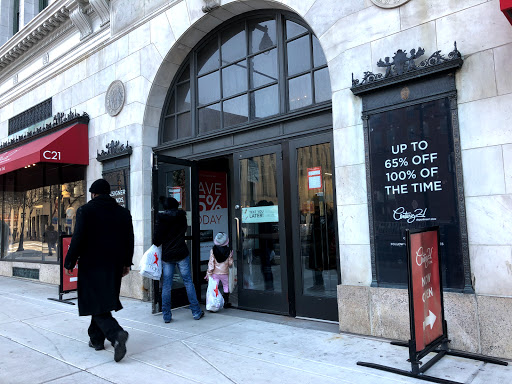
[{"left": 0, "top": 0, "right": 15, "bottom": 47}]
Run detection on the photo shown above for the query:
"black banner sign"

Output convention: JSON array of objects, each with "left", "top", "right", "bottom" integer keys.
[{"left": 369, "top": 97, "right": 464, "bottom": 288}]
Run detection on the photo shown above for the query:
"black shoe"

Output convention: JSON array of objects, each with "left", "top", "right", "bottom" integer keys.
[
  {"left": 222, "top": 293, "right": 231, "bottom": 309},
  {"left": 88, "top": 340, "right": 105, "bottom": 351},
  {"left": 194, "top": 311, "right": 205, "bottom": 320},
  {"left": 113, "top": 330, "right": 129, "bottom": 362}
]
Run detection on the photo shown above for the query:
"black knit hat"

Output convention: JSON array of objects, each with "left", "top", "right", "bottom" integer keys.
[
  {"left": 163, "top": 197, "right": 179, "bottom": 210},
  {"left": 89, "top": 179, "right": 111, "bottom": 195}
]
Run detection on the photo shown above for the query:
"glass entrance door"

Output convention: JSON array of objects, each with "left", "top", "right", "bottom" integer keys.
[
  {"left": 152, "top": 154, "right": 200, "bottom": 313},
  {"left": 290, "top": 134, "right": 339, "bottom": 321},
  {"left": 234, "top": 145, "right": 289, "bottom": 314}
]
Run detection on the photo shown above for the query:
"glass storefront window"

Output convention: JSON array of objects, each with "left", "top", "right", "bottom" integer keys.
[
  {"left": 287, "top": 35, "right": 310, "bottom": 76},
  {"left": 223, "top": 94, "right": 248, "bottom": 127},
  {"left": 222, "top": 62, "right": 248, "bottom": 98},
  {"left": 286, "top": 20, "right": 307, "bottom": 40},
  {"left": 1, "top": 167, "right": 86, "bottom": 263},
  {"left": 103, "top": 168, "right": 129, "bottom": 208},
  {"left": 249, "top": 49, "right": 278, "bottom": 89},
  {"left": 314, "top": 68, "right": 332, "bottom": 103},
  {"left": 198, "top": 71, "right": 220, "bottom": 106},
  {"left": 289, "top": 73, "right": 312, "bottom": 110},
  {"left": 251, "top": 84, "right": 279, "bottom": 119},
  {"left": 160, "top": 12, "right": 332, "bottom": 144},
  {"left": 221, "top": 22, "right": 246, "bottom": 65},
  {"left": 240, "top": 154, "right": 282, "bottom": 292},
  {"left": 249, "top": 19, "right": 276, "bottom": 55},
  {"left": 297, "top": 143, "right": 337, "bottom": 298},
  {"left": 198, "top": 103, "right": 221, "bottom": 133}
]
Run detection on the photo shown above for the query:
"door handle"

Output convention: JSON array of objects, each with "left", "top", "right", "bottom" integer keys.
[{"left": 234, "top": 217, "right": 240, "bottom": 247}]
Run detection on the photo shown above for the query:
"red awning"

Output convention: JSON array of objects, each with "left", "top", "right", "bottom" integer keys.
[
  {"left": 0, "top": 123, "right": 88, "bottom": 176},
  {"left": 502, "top": 0, "right": 512, "bottom": 25}
]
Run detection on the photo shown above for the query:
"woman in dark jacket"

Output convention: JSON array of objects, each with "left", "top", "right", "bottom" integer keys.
[{"left": 153, "top": 197, "right": 204, "bottom": 323}]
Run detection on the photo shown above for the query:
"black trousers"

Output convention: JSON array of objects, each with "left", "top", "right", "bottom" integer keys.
[{"left": 88, "top": 312, "right": 123, "bottom": 345}]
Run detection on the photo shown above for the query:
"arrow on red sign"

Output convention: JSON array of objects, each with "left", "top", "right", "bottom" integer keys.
[{"left": 423, "top": 310, "right": 437, "bottom": 330}]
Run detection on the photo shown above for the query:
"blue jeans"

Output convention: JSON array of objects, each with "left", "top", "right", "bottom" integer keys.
[{"left": 162, "top": 256, "right": 202, "bottom": 321}]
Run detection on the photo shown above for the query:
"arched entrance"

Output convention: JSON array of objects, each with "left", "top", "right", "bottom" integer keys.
[{"left": 152, "top": 10, "right": 339, "bottom": 321}]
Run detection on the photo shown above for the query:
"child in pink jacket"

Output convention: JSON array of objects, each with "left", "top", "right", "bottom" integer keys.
[{"left": 205, "top": 232, "right": 233, "bottom": 308}]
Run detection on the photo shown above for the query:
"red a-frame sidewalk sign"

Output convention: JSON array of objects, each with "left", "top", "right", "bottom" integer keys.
[{"left": 357, "top": 226, "right": 507, "bottom": 384}]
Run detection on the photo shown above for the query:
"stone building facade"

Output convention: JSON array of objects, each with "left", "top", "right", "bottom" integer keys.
[{"left": 0, "top": 0, "right": 511, "bottom": 359}]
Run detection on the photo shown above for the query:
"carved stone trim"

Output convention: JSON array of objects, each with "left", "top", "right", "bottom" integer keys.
[
  {"left": 97, "top": 141, "right": 133, "bottom": 162},
  {"left": 0, "top": 6, "right": 70, "bottom": 71},
  {"left": 352, "top": 42, "right": 463, "bottom": 95},
  {"left": 362, "top": 114, "right": 378, "bottom": 286},
  {"left": 449, "top": 94, "right": 473, "bottom": 293},
  {"left": 202, "top": 0, "right": 221, "bottom": 13},
  {"left": 69, "top": 5, "right": 93, "bottom": 40},
  {"left": 90, "top": 0, "right": 111, "bottom": 26},
  {"left": 0, "top": 111, "right": 89, "bottom": 152},
  {"left": 1, "top": 21, "right": 74, "bottom": 82},
  {"left": 42, "top": 52, "right": 49, "bottom": 65}
]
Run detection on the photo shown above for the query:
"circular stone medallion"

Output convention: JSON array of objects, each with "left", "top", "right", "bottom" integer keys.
[
  {"left": 370, "top": 0, "right": 411, "bottom": 9},
  {"left": 105, "top": 80, "right": 125, "bottom": 116}
]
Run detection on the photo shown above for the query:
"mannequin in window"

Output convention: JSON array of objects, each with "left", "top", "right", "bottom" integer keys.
[{"left": 66, "top": 206, "right": 76, "bottom": 235}]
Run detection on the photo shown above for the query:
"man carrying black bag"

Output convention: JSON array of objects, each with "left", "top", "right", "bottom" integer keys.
[{"left": 64, "top": 178, "right": 134, "bottom": 362}]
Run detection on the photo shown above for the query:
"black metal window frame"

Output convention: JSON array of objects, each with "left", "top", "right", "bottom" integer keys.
[
  {"left": 39, "top": 0, "right": 48, "bottom": 12},
  {"left": 160, "top": 10, "right": 331, "bottom": 145},
  {"left": 8, "top": 98, "right": 53, "bottom": 136},
  {"left": 13, "top": 0, "right": 20, "bottom": 35}
]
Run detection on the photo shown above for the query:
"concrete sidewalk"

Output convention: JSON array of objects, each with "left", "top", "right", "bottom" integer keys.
[{"left": 0, "top": 276, "right": 510, "bottom": 384}]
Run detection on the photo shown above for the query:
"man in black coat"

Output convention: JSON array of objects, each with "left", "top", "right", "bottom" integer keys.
[{"left": 64, "top": 178, "right": 134, "bottom": 362}]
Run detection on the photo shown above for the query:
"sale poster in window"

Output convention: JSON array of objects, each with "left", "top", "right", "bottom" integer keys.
[{"left": 199, "top": 171, "right": 229, "bottom": 261}]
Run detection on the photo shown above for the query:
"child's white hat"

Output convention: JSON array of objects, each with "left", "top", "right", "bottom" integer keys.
[{"left": 214, "top": 232, "right": 229, "bottom": 246}]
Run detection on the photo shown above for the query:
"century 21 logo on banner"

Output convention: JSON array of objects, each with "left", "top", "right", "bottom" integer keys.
[
  {"left": 416, "top": 246, "right": 433, "bottom": 269},
  {"left": 43, "top": 150, "right": 61, "bottom": 160}
]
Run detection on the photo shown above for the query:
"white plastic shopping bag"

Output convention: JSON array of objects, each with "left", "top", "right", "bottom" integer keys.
[
  {"left": 139, "top": 244, "right": 162, "bottom": 280},
  {"left": 228, "top": 263, "right": 237, "bottom": 293},
  {"left": 206, "top": 277, "right": 224, "bottom": 312}
]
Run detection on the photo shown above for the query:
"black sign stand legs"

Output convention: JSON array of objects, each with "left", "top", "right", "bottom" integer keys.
[
  {"left": 357, "top": 360, "right": 462, "bottom": 384},
  {"left": 48, "top": 294, "right": 76, "bottom": 305},
  {"left": 442, "top": 349, "right": 508, "bottom": 366},
  {"left": 391, "top": 337, "right": 509, "bottom": 367},
  {"left": 359, "top": 338, "right": 508, "bottom": 384}
]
